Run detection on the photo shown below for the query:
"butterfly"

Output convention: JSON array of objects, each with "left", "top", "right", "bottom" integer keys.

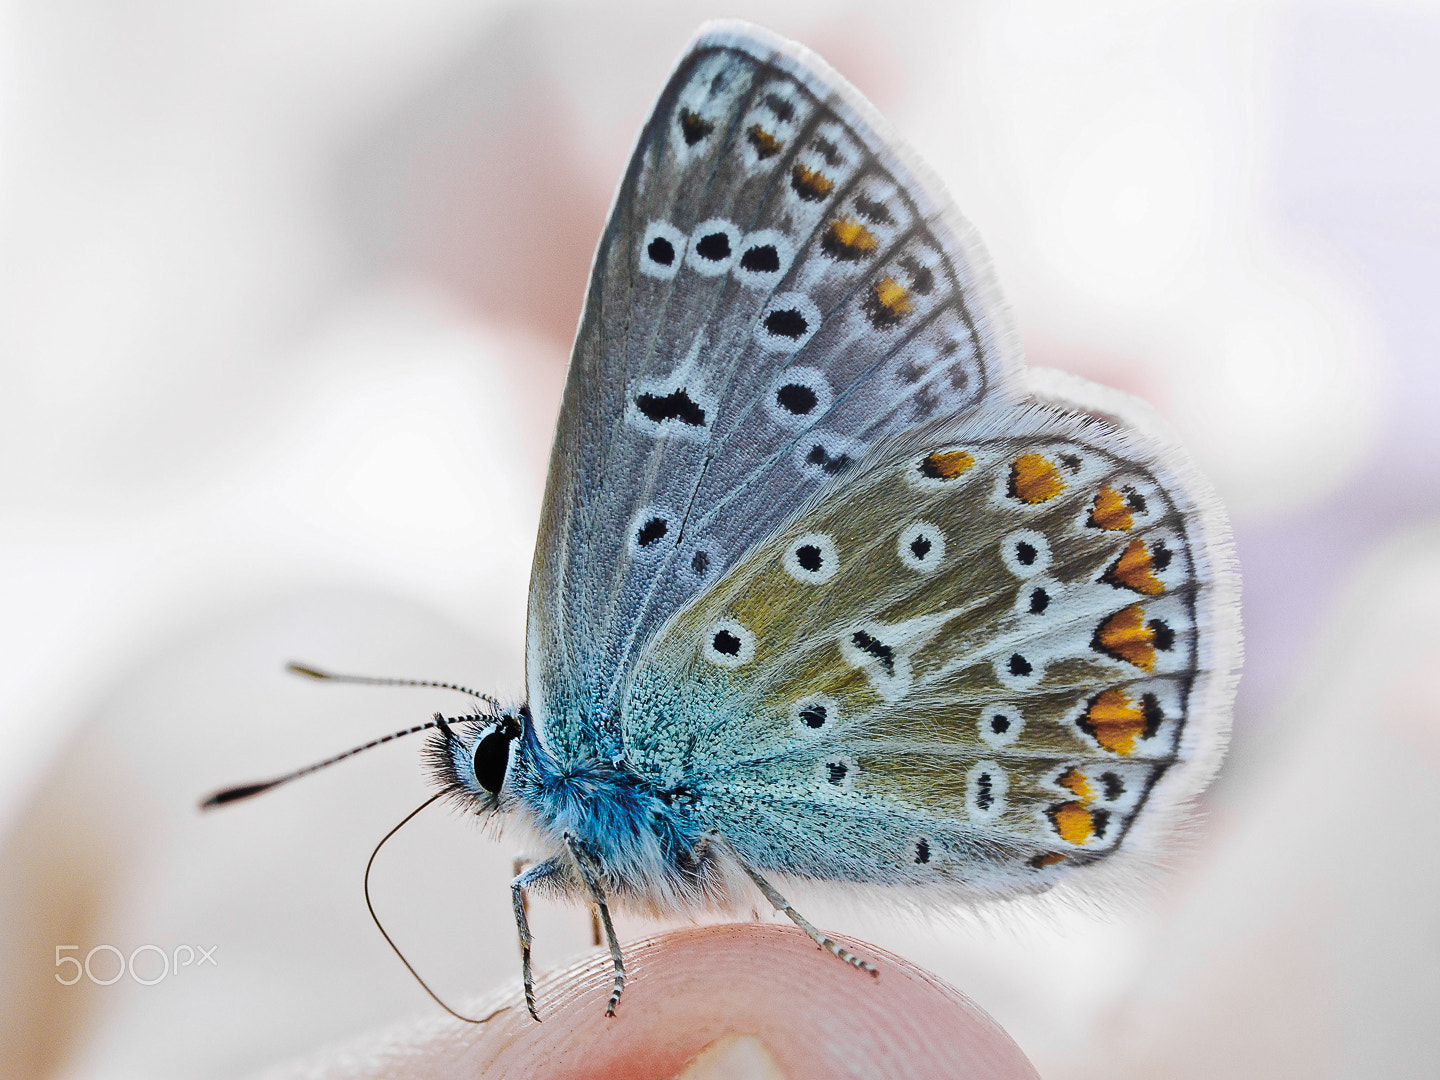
[{"left": 205, "top": 20, "right": 1239, "bottom": 1024}]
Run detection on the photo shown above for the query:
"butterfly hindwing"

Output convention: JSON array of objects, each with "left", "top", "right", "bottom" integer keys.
[
  {"left": 529, "top": 25, "right": 1022, "bottom": 760},
  {"left": 622, "top": 407, "right": 1234, "bottom": 897}
]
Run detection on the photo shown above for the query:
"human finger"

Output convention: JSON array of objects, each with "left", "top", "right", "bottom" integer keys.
[{"left": 262, "top": 922, "right": 1038, "bottom": 1079}]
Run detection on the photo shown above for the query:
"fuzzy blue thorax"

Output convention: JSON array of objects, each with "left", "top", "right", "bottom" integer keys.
[
  {"left": 521, "top": 735, "right": 709, "bottom": 895},
  {"left": 438, "top": 714, "right": 713, "bottom": 905}
]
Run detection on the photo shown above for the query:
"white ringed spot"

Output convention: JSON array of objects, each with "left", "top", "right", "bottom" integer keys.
[
  {"left": 898, "top": 521, "right": 945, "bottom": 572},
  {"left": 686, "top": 219, "right": 742, "bottom": 276},
  {"left": 703, "top": 619, "right": 755, "bottom": 668},
  {"left": 966, "top": 760, "right": 1008, "bottom": 824},
  {"left": 758, "top": 293, "right": 821, "bottom": 352},
  {"left": 639, "top": 221, "right": 686, "bottom": 280},
  {"left": 782, "top": 532, "right": 839, "bottom": 584},
  {"left": 995, "top": 649, "right": 1045, "bottom": 691},
  {"left": 1000, "top": 529, "right": 1051, "bottom": 578},
  {"left": 765, "top": 366, "right": 832, "bottom": 430},
  {"left": 977, "top": 703, "right": 1024, "bottom": 749},
  {"left": 790, "top": 694, "right": 838, "bottom": 734},
  {"left": 734, "top": 229, "right": 795, "bottom": 288}
]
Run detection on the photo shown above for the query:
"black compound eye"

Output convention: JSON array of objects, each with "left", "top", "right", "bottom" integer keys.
[{"left": 472, "top": 729, "right": 512, "bottom": 795}]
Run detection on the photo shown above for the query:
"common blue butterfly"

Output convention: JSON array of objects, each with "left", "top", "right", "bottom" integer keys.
[{"left": 206, "top": 21, "right": 1240, "bottom": 1023}]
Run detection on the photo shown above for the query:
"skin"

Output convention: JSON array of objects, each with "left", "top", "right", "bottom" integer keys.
[{"left": 261, "top": 922, "right": 1039, "bottom": 1080}]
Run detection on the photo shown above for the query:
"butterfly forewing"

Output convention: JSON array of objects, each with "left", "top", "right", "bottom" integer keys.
[{"left": 529, "top": 28, "right": 1021, "bottom": 760}]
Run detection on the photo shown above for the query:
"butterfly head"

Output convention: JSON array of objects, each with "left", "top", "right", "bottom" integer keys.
[{"left": 427, "top": 706, "right": 528, "bottom": 813}]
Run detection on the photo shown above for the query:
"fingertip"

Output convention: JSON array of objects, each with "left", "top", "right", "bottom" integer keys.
[{"left": 266, "top": 923, "right": 1038, "bottom": 1079}]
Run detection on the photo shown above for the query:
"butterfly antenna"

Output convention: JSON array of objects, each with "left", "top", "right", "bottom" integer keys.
[
  {"left": 199, "top": 712, "right": 475, "bottom": 810},
  {"left": 286, "top": 661, "right": 502, "bottom": 712},
  {"left": 366, "top": 792, "right": 507, "bottom": 1024}
]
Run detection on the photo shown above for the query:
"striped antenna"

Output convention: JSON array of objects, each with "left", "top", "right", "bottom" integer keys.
[
  {"left": 285, "top": 661, "right": 502, "bottom": 712},
  {"left": 199, "top": 711, "right": 481, "bottom": 810}
]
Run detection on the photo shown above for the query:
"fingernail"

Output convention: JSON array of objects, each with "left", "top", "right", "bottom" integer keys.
[{"left": 672, "top": 1034, "right": 788, "bottom": 1080}]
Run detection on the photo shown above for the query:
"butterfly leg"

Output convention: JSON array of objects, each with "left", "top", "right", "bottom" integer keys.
[
  {"left": 511, "top": 855, "right": 533, "bottom": 929},
  {"left": 564, "top": 834, "right": 625, "bottom": 1016},
  {"left": 510, "top": 856, "right": 564, "bottom": 1022},
  {"left": 740, "top": 862, "right": 878, "bottom": 976}
]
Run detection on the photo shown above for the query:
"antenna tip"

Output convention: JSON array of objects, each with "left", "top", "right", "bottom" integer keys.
[
  {"left": 286, "top": 662, "right": 331, "bottom": 680},
  {"left": 199, "top": 780, "right": 278, "bottom": 810}
]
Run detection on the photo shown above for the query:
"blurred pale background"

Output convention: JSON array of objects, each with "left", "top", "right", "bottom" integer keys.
[{"left": 2, "top": 1, "right": 1437, "bottom": 1077}]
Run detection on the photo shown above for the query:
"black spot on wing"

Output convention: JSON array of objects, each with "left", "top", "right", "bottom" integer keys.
[
  {"left": 897, "top": 253, "right": 935, "bottom": 295},
  {"left": 635, "top": 389, "right": 706, "bottom": 427},
  {"left": 765, "top": 307, "right": 810, "bottom": 339},
  {"left": 851, "top": 630, "right": 896, "bottom": 677},
  {"left": 799, "top": 703, "right": 827, "bottom": 729},
  {"left": 1150, "top": 619, "right": 1176, "bottom": 652},
  {"left": 636, "top": 517, "right": 667, "bottom": 547},
  {"left": 806, "top": 443, "right": 851, "bottom": 475},
  {"left": 712, "top": 629, "right": 741, "bottom": 656},
  {"left": 763, "top": 92, "right": 795, "bottom": 122},
  {"left": 1152, "top": 539, "right": 1174, "bottom": 571},
  {"left": 796, "top": 544, "right": 823, "bottom": 572},
  {"left": 811, "top": 135, "right": 843, "bottom": 166},
  {"left": 1102, "top": 772, "right": 1125, "bottom": 800},
  {"left": 974, "top": 771, "right": 994, "bottom": 811},
  {"left": 646, "top": 236, "right": 675, "bottom": 266},
  {"left": 776, "top": 383, "right": 818, "bottom": 415},
  {"left": 694, "top": 230, "right": 732, "bottom": 262},
  {"left": 853, "top": 192, "right": 894, "bottom": 225},
  {"left": 740, "top": 243, "right": 780, "bottom": 273},
  {"left": 679, "top": 108, "right": 713, "bottom": 145}
]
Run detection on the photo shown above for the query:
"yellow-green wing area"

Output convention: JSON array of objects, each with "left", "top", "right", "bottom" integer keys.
[{"left": 620, "top": 413, "right": 1235, "bottom": 900}]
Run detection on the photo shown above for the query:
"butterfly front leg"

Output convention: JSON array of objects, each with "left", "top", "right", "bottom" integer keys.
[
  {"left": 515, "top": 852, "right": 604, "bottom": 948},
  {"left": 510, "top": 855, "right": 567, "bottom": 1022},
  {"left": 563, "top": 834, "right": 626, "bottom": 1017}
]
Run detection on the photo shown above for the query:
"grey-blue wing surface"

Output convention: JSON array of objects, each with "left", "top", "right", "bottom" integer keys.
[{"left": 527, "top": 24, "right": 1023, "bottom": 759}]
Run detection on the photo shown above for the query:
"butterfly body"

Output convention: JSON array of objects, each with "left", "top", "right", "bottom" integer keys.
[
  {"left": 495, "top": 724, "right": 714, "bottom": 909},
  {"left": 218, "top": 20, "right": 1238, "bottom": 1021}
]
